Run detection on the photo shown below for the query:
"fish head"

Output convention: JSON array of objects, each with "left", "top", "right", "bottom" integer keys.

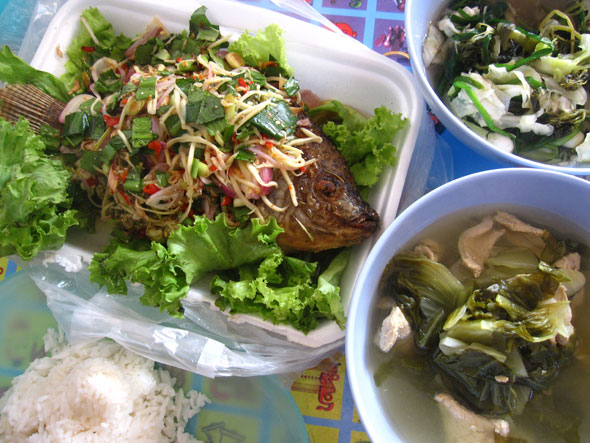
[
  {"left": 278, "top": 165, "right": 379, "bottom": 252},
  {"left": 309, "top": 168, "right": 379, "bottom": 234}
]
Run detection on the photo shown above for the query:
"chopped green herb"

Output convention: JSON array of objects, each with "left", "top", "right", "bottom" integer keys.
[
  {"left": 165, "top": 114, "right": 183, "bottom": 138},
  {"left": 236, "top": 147, "right": 256, "bottom": 162},
  {"left": 63, "top": 112, "right": 91, "bottom": 137},
  {"left": 283, "top": 77, "right": 300, "bottom": 96},
  {"left": 79, "top": 97, "right": 103, "bottom": 114},
  {"left": 251, "top": 100, "right": 298, "bottom": 140},
  {"left": 185, "top": 89, "right": 225, "bottom": 125},
  {"left": 131, "top": 116, "right": 156, "bottom": 148},
  {"left": 38, "top": 124, "right": 61, "bottom": 152},
  {"left": 80, "top": 150, "right": 102, "bottom": 172},
  {"left": 94, "top": 69, "right": 122, "bottom": 95},
  {"left": 121, "top": 82, "right": 138, "bottom": 95},
  {"left": 156, "top": 171, "right": 170, "bottom": 187},
  {"left": 136, "top": 76, "right": 156, "bottom": 100},
  {"left": 134, "top": 42, "right": 155, "bottom": 65},
  {"left": 100, "top": 143, "right": 119, "bottom": 163},
  {"left": 123, "top": 168, "right": 142, "bottom": 192}
]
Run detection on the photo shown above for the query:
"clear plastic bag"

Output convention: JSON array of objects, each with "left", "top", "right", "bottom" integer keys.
[
  {"left": 0, "top": 0, "right": 66, "bottom": 62},
  {"left": 6, "top": 0, "right": 451, "bottom": 378},
  {"left": 22, "top": 260, "right": 344, "bottom": 377}
]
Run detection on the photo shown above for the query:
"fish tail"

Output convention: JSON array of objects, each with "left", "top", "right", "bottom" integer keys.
[{"left": 0, "top": 84, "right": 65, "bottom": 133}]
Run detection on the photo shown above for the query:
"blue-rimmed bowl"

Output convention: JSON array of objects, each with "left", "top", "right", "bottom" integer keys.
[
  {"left": 406, "top": 0, "right": 590, "bottom": 176},
  {"left": 346, "top": 168, "right": 590, "bottom": 442}
]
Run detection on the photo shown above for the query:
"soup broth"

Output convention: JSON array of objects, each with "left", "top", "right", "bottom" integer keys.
[{"left": 372, "top": 205, "right": 590, "bottom": 442}]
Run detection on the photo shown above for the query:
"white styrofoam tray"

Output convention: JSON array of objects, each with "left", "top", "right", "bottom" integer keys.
[{"left": 32, "top": 0, "right": 424, "bottom": 348}]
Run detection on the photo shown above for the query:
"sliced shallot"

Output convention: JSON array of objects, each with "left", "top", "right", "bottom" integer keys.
[{"left": 58, "top": 94, "right": 95, "bottom": 124}]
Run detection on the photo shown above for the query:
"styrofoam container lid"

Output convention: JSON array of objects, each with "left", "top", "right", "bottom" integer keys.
[{"left": 31, "top": 0, "right": 424, "bottom": 349}]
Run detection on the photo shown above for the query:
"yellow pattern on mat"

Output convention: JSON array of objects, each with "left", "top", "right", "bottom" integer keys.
[
  {"left": 353, "top": 406, "right": 361, "bottom": 424},
  {"left": 291, "top": 352, "right": 345, "bottom": 420},
  {"left": 306, "top": 424, "right": 339, "bottom": 442},
  {"left": 350, "top": 430, "right": 371, "bottom": 442},
  {"left": 0, "top": 257, "right": 10, "bottom": 281}
]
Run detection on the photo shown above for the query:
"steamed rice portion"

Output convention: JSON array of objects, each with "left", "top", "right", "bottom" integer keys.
[{"left": 0, "top": 329, "right": 209, "bottom": 442}]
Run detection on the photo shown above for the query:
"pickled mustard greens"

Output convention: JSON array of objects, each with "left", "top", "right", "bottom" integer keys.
[
  {"left": 378, "top": 212, "right": 587, "bottom": 440},
  {"left": 425, "top": 0, "right": 590, "bottom": 164}
]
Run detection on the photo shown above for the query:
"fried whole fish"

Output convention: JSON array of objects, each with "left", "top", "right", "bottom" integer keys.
[
  {"left": 0, "top": 84, "right": 379, "bottom": 252},
  {"left": 257, "top": 121, "right": 378, "bottom": 252}
]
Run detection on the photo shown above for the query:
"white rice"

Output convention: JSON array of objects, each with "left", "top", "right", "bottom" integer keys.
[{"left": 0, "top": 329, "right": 209, "bottom": 442}]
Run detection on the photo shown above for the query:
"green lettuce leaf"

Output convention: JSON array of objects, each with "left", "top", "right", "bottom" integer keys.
[
  {"left": 212, "top": 249, "right": 349, "bottom": 333},
  {"left": 310, "top": 101, "right": 407, "bottom": 187},
  {"left": 0, "top": 46, "right": 70, "bottom": 102},
  {"left": 228, "top": 24, "right": 294, "bottom": 76},
  {"left": 167, "top": 214, "right": 283, "bottom": 283},
  {"left": 88, "top": 232, "right": 189, "bottom": 316},
  {"left": 62, "top": 7, "right": 132, "bottom": 90},
  {"left": 0, "top": 118, "right": 78, "bottom": 259},
  {"left": 88, "top": 214, "right": 348, "bottom": 329},
  {"left": 88, "top": 215, "right": 284, "bottom": 318}
]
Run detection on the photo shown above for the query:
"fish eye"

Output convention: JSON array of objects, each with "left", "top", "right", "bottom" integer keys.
[{"left": 315, "top": 178, "right": 337, "bottom": 195}]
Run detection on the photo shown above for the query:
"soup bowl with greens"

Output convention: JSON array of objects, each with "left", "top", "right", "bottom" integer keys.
[
  {"left": 406, "top": 0, "right": 590, "bottom": 174},
  {"left": 346, "top": 168, "right": 590, "bottom": 442}
]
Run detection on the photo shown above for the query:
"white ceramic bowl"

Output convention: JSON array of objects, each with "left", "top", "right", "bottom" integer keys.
[
  {"left": 345, "top": 168, "right": 590, "bottom": 442},
  {"left": 405, "top": 0, "right": 590, "bottom": 176}
]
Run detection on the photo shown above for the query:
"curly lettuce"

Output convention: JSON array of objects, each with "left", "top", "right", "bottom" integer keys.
[
  {"left": 0, "top": 118, "right": 78, "bottom": 260},
  {"left": 168, "top": 215, "right": 283, "bottom": 283},
  {"left": 212, "top": 249, "right": 349, "bottom": 333},
  {"left": 228, "top": 24, "right": 293, "bottom": 76},
  {"left": 0, "top": 46, "right": 70, "bottom": 102},
  {"left": 88, "top": 214, "right": 348, "bottom": 329},
  {"left": 308, "top": 100, "right": 407, "bottom": 187}
]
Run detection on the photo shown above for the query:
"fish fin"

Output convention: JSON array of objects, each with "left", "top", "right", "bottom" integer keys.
[{"left": 0, "top": 84, "right": 65, "bottom": 133}]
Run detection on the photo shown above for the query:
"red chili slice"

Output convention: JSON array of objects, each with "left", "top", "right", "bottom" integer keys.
[
  {"left": 237, "top": 77, "right": 249, "bottom": 92},
  {"left": 119, "top": 169, "right": 129, "bottom": 183},
  {"left": 103, "top": 115, "right": 119, "bottom": 127},
  {"left": 143, "top": 183, "right": 160, "bottom": 195},
  {"left": 147, "top": 140, "right": 163, "bottom": 156},
  {"left": 118, "top": 188, "right": 131, "bottom": 205}
]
